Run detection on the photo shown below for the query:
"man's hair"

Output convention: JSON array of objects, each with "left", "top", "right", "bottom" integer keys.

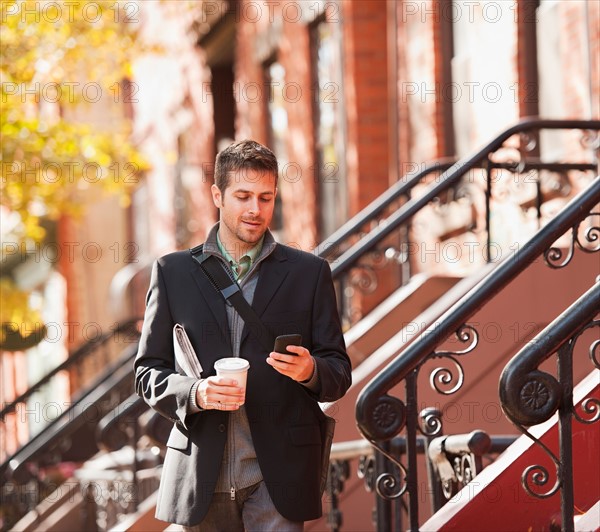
[{"left": 214, "top": 140, "right": 278, "bottom": 193}]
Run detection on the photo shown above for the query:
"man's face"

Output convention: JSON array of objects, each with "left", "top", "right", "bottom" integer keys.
[{"left": 211, "top": 168, "right": 277, "bottom": 255}]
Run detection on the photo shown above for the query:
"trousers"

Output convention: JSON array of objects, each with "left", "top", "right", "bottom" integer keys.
[{"left": 180, "top": 481, "right": 304, "bottom": 532}]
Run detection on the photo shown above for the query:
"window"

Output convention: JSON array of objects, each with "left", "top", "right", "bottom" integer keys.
[
  {"left": 263, "top": 59, "right": 286, "bottom": 236},
  {"left": 310, "top": 16, "right": 347, "bottom": 239}
]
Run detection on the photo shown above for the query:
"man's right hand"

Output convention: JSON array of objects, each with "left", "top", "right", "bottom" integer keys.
[{"left": 195, "top": 377, "right": 246, "bottom": 410}]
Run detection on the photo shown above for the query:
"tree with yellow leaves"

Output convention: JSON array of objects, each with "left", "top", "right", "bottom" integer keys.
[{"left": 1, "top": 0, "right": 149, "bottom": 349}]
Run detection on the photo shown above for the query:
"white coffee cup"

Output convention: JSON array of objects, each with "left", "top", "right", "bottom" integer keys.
[{"left": 214, "top": 357, "right": 250, "bottom": 405}]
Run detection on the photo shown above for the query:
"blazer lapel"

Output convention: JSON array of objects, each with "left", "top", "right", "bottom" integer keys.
[
  {"left": 240, "top": 246, "right": 288, "bottom": 346},
  {"left": 189, "top": 261, "right": 231, "bottom": 345}
]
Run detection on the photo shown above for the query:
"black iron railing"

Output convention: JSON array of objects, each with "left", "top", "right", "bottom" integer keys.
[
  {"left": 0, "top": 319, "right": 141, "bottom": 531},
  {"left": 499, "top": 281, "right": 600, "bottom": 532},
  {"left": 317, "top": 158, "right": 456, "bottom": 261},
  {"left": 319, "top": 158, "right": 455, "bottom": 326},
  {"left": 324, "top": 429, "right": 517, "bottom": 532},
  {"left": 0, "top": 319, "right": 140, "bottom": 424},
  {"left": 330, "top": 118, "right": 599, "bottom": 326},
  {"left": 355, "top": 172, "right": 599, "bottom": 529}
]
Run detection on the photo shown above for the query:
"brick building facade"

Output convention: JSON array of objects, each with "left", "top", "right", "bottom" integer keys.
[{"left": 2, "top": 1, "right": 598, "bottom": 529}]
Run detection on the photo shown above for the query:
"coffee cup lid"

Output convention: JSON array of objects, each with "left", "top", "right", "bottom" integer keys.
[{"left": 214, "top": 357, "right": 250, "bottom": 372}]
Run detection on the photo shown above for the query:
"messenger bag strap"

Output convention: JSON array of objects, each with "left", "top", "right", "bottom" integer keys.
[{"left": 190, "top": 246, "right": 274, "bottom": 352}]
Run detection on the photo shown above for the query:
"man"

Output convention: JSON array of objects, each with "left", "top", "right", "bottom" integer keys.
[{"left": 134, "top": 140, "right": 351, "bottom": 531}]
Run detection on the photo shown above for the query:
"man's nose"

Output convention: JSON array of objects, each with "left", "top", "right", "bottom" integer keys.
[{"left": 248, "top": 197, "right": 260, "bottom": 214}]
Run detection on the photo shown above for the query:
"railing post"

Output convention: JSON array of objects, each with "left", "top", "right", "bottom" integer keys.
[
  {"left": 374, "top": 442, "right": 393, "bottom": 532},
  {"left": 399, "top": 193, "right": 411, "bottom": 287},
  {"left": 500, "top": 282, "right": 599, "bottom": 529},
  {"left": 82, "top": 481, "right": 99, "bottom": 532},
  {"left": 419, "top": 408, "right": 446, "bottom": 513},
  {"left": 131, "top": 419, "right": 140, "bottom": 512},
  {"left": 405, "top": 370, "right": 419, "bottom": 530},
  {"left": 484, "top": 156, "right": 492, "bottom": 263},
  {"left": 557, "top": 342, "right": 575, "bottom": 532},
  {"left": 325, "top": 459, "right": 349, "bottom": 532}
]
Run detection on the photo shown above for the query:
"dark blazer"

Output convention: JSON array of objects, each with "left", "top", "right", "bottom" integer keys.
[{"left": 134, "top": 241, "right": 351, "bottom": 526}]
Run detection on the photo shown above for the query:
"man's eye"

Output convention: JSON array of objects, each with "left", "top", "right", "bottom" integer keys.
[
  {"left": 260, "top": 197, "right": 272, "bottom": 202},
  {"left": 236, "top": 196, "right": 249, "bottom": 200}
]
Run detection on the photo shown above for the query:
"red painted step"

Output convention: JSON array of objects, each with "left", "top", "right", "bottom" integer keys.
[{"left": 422, "top": 370, "right": 600, "bottom": 531}]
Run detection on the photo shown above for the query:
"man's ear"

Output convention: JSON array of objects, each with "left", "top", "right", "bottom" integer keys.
[{"left": 211, "top": 184, "right": 222, "bottom": 208}]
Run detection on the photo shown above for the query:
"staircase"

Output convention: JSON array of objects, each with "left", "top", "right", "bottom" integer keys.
[
  {"left": 2, "top": 119, "right": 599, "bottom": 531},
  {"left": 422, "top": 369, "right": 600, "bottom": 531},
  {"left": 313, "top": 240, "right": 599, "bottom": 531},
  {"left": 329, "top": 119, "right": 600, "bottom": 531},
  {"left": 352, "top": 163, "right": 600, "bottom": 529},
  {"left": 0, "top": 320, "right": 142, "bottom": 531}
]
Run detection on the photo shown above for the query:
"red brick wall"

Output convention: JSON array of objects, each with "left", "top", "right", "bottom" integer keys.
[
  {"left": 234, "top": 0, "right": 391, "bottom": 250},
  {"left": 233, "top": 7, "right": 269, "bottom": 144},
  {"left": 515, "top": 0, "right": 539, "bottom": 118},
  {"left": 234, "top": 0, "right": 318, "bottom": 250},
  {"left": 339, "top": 0, "right": 397, "bottom": 317},
  {"left": 278, "top": 15, "right": 318, "bottom": 250},
  {"left": 342, "top": 0, "right": 390, "bottom": 215}
]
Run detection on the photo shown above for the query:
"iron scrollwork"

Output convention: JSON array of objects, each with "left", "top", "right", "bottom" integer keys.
[
  {"left": 579, "top": 129, "right": 600, "bottom": 151},
  {"left": 521, "top": 459, "right": 562, "bottom": 499},
  {"left": 358, "top": 454, "right": 376, "bottom": 492},
  {"left": 440, "top": 453, "right": 479, "bottom": 499},
  {"left": 591, "top": 338, "right": 600, "bottom": 370},
  {"left": 348, "top": 247, "right": 393, "bottom": 295},
  {"left": 544, "top": 212, "right": 600, "bottom": 269},
  {"left": 573, "top": 396, "right": 600, "bottom": 425},
  {"left": 355, "top": 394, "right": 408, "bottom": 499},
  {"left": 506, "top": 413, "right": 563, "bottom": 500},
  {"left": 572, "top": 323, "right": 600, "bottom": 425},
  {"left": 419, "top": 407, "right": 443, "bottom": 438},
  {"left": 519, "top": 131, "right": 539, "bottom": 154},
  {"left": 348, "top": 265, "right": 379, "bottom": 294},
  {"left": 375, "top": 463, "right": 407, "bottom": 500},
  {"left": 328, "top": 460, "right": 350, "bottom": 496},
  {"left": 429, "top": 324, "right": 479, "bottom": 395},
  {"left": 501, "top": 314, "right": 599, "bottom": 503}
]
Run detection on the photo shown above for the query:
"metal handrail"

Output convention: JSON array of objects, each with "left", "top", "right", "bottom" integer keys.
[
  {"left": 316, "top": 158, "right": 455, "bottom": 259},
  {"left": 356, "top": 175, "right": 599, "bottom": 440},
  {"left": 500, "top": 281, "right": 600, "bottom": 427},
  {"left": 355, "top": 173, "right": 598, "bottom": 530},
  {"left": 498, "top": 281, "right": 599, "bottom": 532},
  {"left": 332, "top": 118, "right": 600, "bottom": 278},
  {"left": 0, "top": 318, "right": 141, "bottom": 420},
  {"left": 325, "top": 433, "right": 517, "bottom": 532},
  {"left": 97, "top": 393, "right": 147, "bottom": 452},
  {"left": 1, "top": 342, "right": 140, "bottom": 481}
]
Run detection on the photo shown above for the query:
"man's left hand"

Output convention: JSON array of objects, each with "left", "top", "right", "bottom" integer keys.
[{"left": 267, "top": 345, "right": 315, "bottom": 382}]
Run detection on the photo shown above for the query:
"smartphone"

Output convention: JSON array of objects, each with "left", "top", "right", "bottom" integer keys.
[{"left": 273, "top": 334, "right": 302, "bottom": 355}]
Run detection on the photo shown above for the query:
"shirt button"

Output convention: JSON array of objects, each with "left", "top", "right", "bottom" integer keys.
[{"left": 218, "top": 424, "right": 226, "bottom": 432}]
